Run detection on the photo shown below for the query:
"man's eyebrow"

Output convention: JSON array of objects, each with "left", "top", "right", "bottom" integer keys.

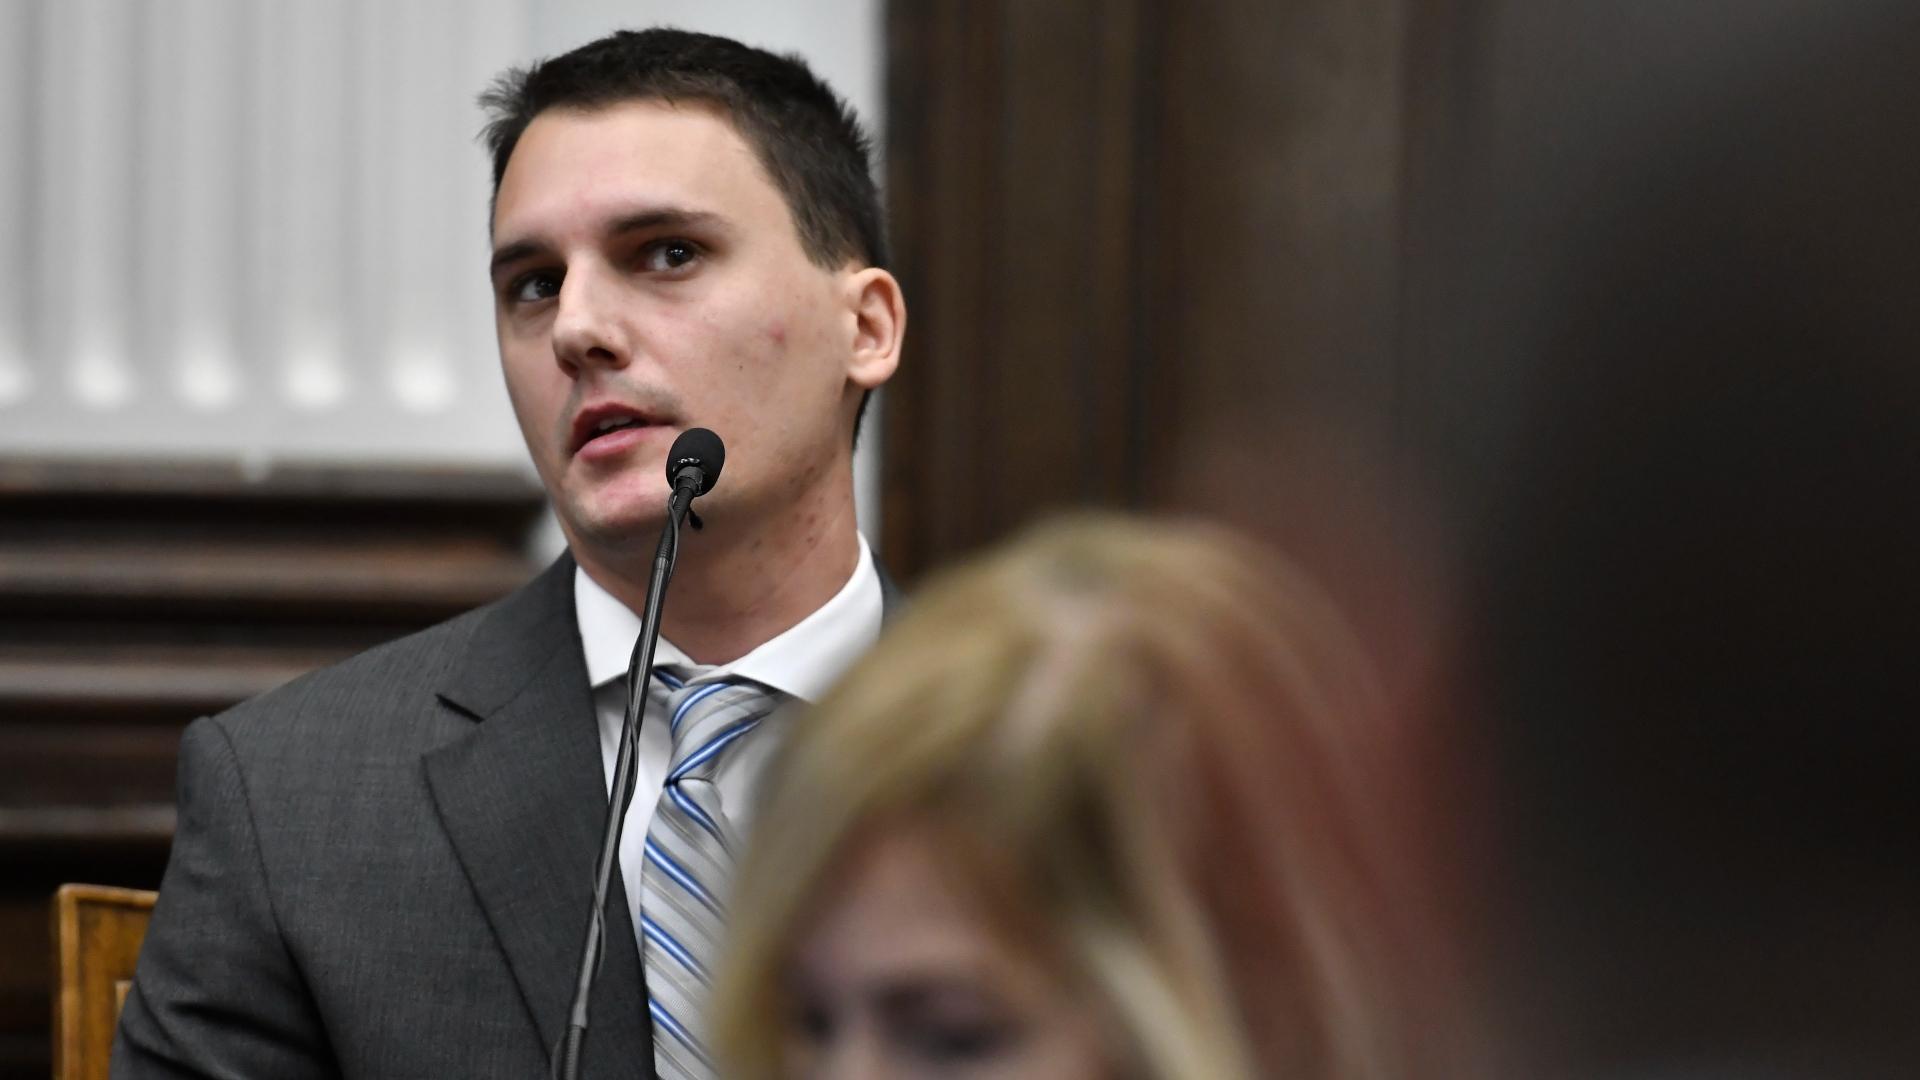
[
  {"left": 489, "top": 207, "right": 727, "bottom": 278},
  {"left": 488, "top": 239, "right": 545, "bottom": 278},
  {"left": 607, "top": 206, "right": 725, "bottom": 237}
]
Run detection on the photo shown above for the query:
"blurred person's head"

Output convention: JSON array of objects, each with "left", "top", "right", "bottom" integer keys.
[
  {"left": 715, "top": 514, "right": 1467, "bottom": 1079},
  {"left": 477, "top": 29, "right": 899, "bottom": 588}
]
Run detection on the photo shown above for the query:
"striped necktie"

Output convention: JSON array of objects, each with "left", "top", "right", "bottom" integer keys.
[{"left": 639, "top": 669, "right": 780, "bottom": 1080}]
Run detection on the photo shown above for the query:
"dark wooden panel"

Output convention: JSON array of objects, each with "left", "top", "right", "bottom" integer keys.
[
  {"left": 882, "top": 0, "right": 1006, "bottom": 575},
  {"left": 1142, "top": 0, "right": 1408, "bottom": 471},
  {"left": 993, "top": 0, "right": 1147, "bottom": 525},
  {"left": 0, "top": 646, "right": 340, "bottom": 717},
  {"left": 0, "top": 901, "right": 51, "bottom": 1080},
  {"left": 0, "top": 456, "right": 544, "bottom": 1079},
  {"left": 882, "top": 0, "right": 1418, "bottom": 582},
  {"left": 883, "top": 0, "right": 1159, "bottom": 579},
  {"left": 0, "top": 539, "right": 532, "bottom": 618}
]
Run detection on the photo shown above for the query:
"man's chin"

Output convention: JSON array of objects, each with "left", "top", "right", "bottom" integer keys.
[{"left": 559, "top": 497, "right": 673, "bottom": 559}]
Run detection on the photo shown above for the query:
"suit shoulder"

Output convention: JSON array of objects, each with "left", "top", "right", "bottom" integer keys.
[
  {"left": 210, "top": 607, "right": 478, "bottom": 737},
  {"left": 208, "top": 559, "right": 573, "bottom": 753}
]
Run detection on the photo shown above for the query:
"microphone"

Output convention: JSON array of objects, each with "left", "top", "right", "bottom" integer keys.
[
  {"left": 554, "top": 428, "right": 725, "bottom": 1080},
  {"left": 666, "top": 426, "right": 724, "bottom": 497},
  {"left": 665, "top": 427, "right": 724, "bottom": 530}
]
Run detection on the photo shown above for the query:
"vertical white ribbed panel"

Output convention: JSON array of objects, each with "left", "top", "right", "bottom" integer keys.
[
  {"left": 459, "top": 2, "right": 529, "bottom": 429},
  {"left": 0, "top": 2, "right": 31, "bottom": 408},
  {"left": 0, "top": 0, "right": 529, "bottom": 466},
  {"left": 145, "top": 0, "right": 245, "bottom": 417},
  {"left": 43, "top": 1, "right": 137, "bottom": 415},
  {"left": 254, "top": 0, "right": 350, "bottom": 419},
  {"left": 386, "top": 0, "right": 459, "bottom": 419}
]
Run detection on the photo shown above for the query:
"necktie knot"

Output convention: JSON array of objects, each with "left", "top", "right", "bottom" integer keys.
[{"left": 652, "top": 671, "right": 780, "bottom": 781}]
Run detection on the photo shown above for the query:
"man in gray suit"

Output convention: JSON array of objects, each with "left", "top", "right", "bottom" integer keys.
[{"left": 113, "top": 28, "right": 905, "bottom": 1079}]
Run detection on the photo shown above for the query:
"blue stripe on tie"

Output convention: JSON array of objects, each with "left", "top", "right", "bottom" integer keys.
[
  {"left": 639, "top": 914, "right": 710, "bottom": 981},
  {"left": 652, "top": 668, "right": 685, "bottom": 690},
  {"left": 671, "top": 681, "right": 734, "bottom": 733},
  {"left": 648, "top": 998, "right": 710, "bottom": 1064},
  {"left": 669, "top": 718, "right": 763, "bottom": 782},
  {"left": 644, "top": 837, "right": 721, "bottom": 911},
  {"left": 667, "top": 784, "right": 725, "bottom": 842}
]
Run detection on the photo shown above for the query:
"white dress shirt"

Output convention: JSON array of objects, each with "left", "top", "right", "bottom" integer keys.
[{"left": 573, "top": 535, "right": 884, "bottom": 948}]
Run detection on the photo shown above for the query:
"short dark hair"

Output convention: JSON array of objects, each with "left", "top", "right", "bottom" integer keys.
[{"left": 477, "top": 28, "right": 887, "bottom": 271}]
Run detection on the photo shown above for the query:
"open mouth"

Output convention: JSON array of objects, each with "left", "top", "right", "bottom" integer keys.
[
  {"left": 570, "top": 405, "right": 668, "bottom": 456},
  {"left": 588, "top": 415, "right": 648, "bottom": 439}
]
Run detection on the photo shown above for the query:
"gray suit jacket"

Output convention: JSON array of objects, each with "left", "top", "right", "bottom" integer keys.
[{"left": 113, "top": 552, "right": 898, "bottom": 1078}]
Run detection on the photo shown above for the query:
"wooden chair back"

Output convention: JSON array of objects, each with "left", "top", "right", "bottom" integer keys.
[{"left": 52, "top": 884, "right": 157, "bottom": 1080}]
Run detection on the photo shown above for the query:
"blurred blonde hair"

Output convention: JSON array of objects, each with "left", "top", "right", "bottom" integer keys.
[{"left": 715, "top": 513, "right": 1456, "bottom": 1079}]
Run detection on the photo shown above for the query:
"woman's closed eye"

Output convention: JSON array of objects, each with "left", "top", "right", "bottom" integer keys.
[
  {"left": 884, "top": 986, "right": 1025, "bottom": 1067},
  {"left": 899, "top": 1016, "right": 1019, "bottom": 1065}
]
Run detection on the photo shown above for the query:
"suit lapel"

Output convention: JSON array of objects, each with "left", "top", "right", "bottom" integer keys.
[{"left": 423, "top": 554, "right": 653, "bottom": 1078}]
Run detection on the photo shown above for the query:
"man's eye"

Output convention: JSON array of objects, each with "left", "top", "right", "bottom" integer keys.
[
  {"left": 642, "top": 239, "right": 700, "bottom": 273},
  {"left": 507, "top": 271, "right": 561, "bottom": 304}
]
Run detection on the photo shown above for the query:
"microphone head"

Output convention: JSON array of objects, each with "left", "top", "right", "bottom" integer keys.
[{"left": 666, "top": 427, "right": 725, "bottom": 496}]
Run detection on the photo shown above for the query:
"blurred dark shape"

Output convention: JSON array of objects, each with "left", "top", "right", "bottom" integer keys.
[{"left": 1427, "top": 2, "right": 1920, "bottom": 1075}]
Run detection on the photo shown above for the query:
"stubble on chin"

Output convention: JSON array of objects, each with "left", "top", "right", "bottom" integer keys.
[{"left": 551, "top": 472, "right": 668, "bottom": 561}]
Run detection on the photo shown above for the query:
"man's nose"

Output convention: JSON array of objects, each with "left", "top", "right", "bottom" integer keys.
[{"left": 549, "top": 264, "right": 629, "bottom": 377}]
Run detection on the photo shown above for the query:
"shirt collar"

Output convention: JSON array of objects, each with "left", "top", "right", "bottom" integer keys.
[{"left": 574, "top": 534, "right": 883, "bottom": 703}]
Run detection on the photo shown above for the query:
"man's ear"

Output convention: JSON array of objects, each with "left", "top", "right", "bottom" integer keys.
[{"left": 842, "top": 266, "right": 905, "bottom": 390}]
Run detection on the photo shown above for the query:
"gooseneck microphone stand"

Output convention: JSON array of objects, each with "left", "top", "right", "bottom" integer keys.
[{"left": 553, "top": 428, "right": 724, "bottom": 1080}]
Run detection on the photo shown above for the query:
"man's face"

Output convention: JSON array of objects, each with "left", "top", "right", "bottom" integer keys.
[{"left": 490, "top": 99, "right": 863, "bottom": 558}]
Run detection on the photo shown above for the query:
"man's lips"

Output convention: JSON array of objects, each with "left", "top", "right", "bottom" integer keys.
[
  {"left": 568, "top": 403, "right": 672, "bottom": 457},
  {"left": 574, "top": 424, "right": 670, "bottom": 465}
]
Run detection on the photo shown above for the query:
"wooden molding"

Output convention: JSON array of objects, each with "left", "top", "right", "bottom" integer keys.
[{"left": 51, "top": 884, "right": 157, "bottom": 1080}]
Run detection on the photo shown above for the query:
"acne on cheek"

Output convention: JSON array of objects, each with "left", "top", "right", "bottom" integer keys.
[{"left": 765, "top": 321, "right": 788, "bottom": 348}]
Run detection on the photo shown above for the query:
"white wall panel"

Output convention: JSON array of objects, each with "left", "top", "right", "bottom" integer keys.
[
  {"left": 43, "top": 1, "right": 138, "bottom": 417},
  {"left": 143, "top": 0, "right": 245, "bottom": 416},
  {"left": 0, "top": 2, "right": 34, "bottom": 409}
]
